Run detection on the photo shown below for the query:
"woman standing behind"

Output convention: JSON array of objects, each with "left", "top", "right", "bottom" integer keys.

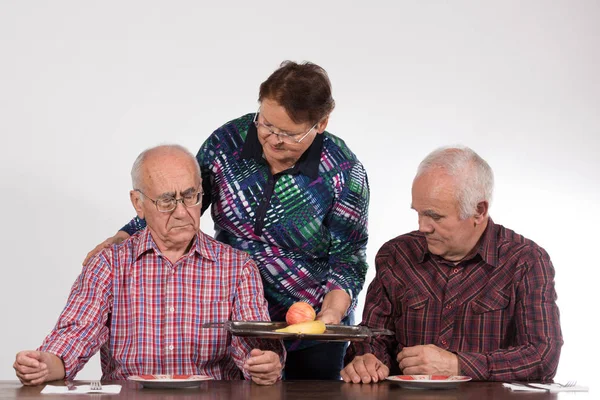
[{"left": 86, "top": 61, "right": 370, "bottom": 379}]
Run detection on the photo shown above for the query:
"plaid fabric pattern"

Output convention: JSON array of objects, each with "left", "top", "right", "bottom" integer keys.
[
  {"left": 123, "top": 113, "right": 370, "bottom": 322},
  {"left": 346, "top": 219, "right": 563, "bottom": 381},
  {"left": 39, "top": 229, "right": 284, "bottom": 380}
]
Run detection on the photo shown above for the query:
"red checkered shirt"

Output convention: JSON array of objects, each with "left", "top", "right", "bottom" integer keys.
[
  {"left": 39, "top": 229, "right": 284, "bottom": 380},
  {"left": 346, "top": 219, "right": 563, "bottom": 381}
]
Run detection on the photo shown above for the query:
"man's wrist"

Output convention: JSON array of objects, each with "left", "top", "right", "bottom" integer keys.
[{"left": 452, "top": 352, "right": 460, "bottom": 375}]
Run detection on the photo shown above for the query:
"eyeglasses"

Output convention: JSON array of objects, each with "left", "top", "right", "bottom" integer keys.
[
  {"left": 253, "top": 108, "right": 318, "bottom": 144},
  {"left": 135, "top": 189, "right": 203, "bottom": 213}
]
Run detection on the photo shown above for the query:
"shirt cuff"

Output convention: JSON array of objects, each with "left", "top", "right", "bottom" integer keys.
[
  {"left": 242, "top": 339, "right": 286, "bottom": 381},
  {"left": 324, "top": 282, "right": 355, "bottom": 301},
  {"left": 456, "top": 352, "right": 490, "bottom": 380},
  {"left": 38, "top": 340, "right": 80, "bottom": 380}
]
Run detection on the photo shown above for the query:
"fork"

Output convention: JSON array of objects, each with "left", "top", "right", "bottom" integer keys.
[
  {"left": 555, "top": 380, "right": 577, "bottom": 388},
  {"left": 89, "top": 381, "right": 103, "bottom": 391}
]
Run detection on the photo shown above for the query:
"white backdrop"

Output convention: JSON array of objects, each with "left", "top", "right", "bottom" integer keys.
[{"left": 1, "top": 0, "right": 598, "bottom": 389}]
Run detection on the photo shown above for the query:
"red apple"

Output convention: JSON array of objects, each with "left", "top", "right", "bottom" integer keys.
[{"left": 286, "top": 302, "right": 316, "bottom": 325}]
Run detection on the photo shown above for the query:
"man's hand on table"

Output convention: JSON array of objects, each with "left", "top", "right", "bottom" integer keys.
[
  {"left": 13, "top": 351, "right": 65, "bottom": 385},
  {"left": 244, "top": 349, "right": 282, "bottom": 385},
  {"left": 396, "top": 344, "right": 459, "bottom": 375},
  {"left": 341, "top": 353, "right": 389, "bottom": 383}
]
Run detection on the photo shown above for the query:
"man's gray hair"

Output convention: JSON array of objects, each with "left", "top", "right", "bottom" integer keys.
[
  {"left": 131, "top": 144, "right": 200, "bottom": 191},
  {"left": 416, "top": 146, "right": 494, "bottom": 219}
]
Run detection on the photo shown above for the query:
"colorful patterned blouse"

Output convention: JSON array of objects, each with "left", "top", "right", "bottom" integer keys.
[{"left": 123, "top": 114, "right": 370, "bottom": 322}]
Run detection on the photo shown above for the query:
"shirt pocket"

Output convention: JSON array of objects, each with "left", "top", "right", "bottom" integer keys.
[
  {"left": 192, "top": 300, "right": 230, "bottom": 365},
  {"left": 465, "top": 290, "right": 512, "bottom": 351},
  {"left": 397, "top": 290, "right": 432, "bottom": 346},
  {"left": 471, "top": 290, "right": 510, "bottom": 314}
]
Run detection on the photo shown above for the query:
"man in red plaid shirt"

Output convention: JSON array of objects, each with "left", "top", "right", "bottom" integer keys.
[
  {"left": 342, "top": 146, "right": 562, "bottom": 383},
  {"left": 14, "top": 145, "right": 284, "bottom": 385}
]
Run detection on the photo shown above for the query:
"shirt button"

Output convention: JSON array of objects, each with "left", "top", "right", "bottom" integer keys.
[
  {"left": 446, "top": 304, "right": 453, "bottom": 309},
  {"left": 453, "top": 268, "right": 459, "bottom": 273},
  {"left": 168, "top": 345, "right": 174, "bottom": 351},
  {"left": 441, "top": 339, "right": 448, "bottom": 346},
  {"left": 169, "top": 307, "right": 175, "bottom": 313}
]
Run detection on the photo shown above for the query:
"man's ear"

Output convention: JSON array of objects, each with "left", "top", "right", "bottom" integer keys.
[
  {"left": 316, "top": 115, "right": 329, "bottom": 134},
  {"left": 474, "top": 201, "right": 489, "bottom": 225},
  {"left": 130, "top": 190, "right": 145, "bottom": 219}
]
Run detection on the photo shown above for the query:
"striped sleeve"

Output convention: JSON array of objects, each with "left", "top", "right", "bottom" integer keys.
[
  {"left": 325, "top": 161, "right": 370, "bottom": 309},
  {"left": 120, "top": 216, "right": 146, "bottom": 236},
  {"left": 230, "top": 255, "right": 285, "bottom": 379},
  {"left": 38, "top": 254, "right": 113, "bottom": 379},
  {"left": 344, "top": 243, "right": 399, "bottom": 369}
]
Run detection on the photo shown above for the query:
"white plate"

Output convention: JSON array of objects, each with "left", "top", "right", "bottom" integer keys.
[
  {"left": 128, "top": 374, "right": 213, "bottom": 389},
  {"left": 386, "top": 375, "right": 472, "bottom": 390}
]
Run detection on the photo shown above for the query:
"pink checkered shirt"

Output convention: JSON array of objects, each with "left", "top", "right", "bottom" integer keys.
[{"left": 39, "top": 229, "right": 284, "bottom": 380}]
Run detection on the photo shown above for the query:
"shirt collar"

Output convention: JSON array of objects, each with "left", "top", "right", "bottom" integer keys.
[
  {"left": 417, "top": 236, "right": 429, "bottom": 263},
  {"left": 240, "top": 115, "right": 323, "bottom": 180},
  {"left": 417, "top": 217, "right": 498, "bottom": 267},
  {"left": 474, "top": 217, "right": 499, "bottom": 267},
  {"left": 134, "top": 228, "right": 218, "bottom": 262}
]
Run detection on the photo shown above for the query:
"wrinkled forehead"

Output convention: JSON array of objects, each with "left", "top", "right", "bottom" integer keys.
[
  {"left": 412, "top": 170, "right": 459, "bottom": 207},
  {"left": 142, "top": 156, "right": 201, "bottom": 195}
]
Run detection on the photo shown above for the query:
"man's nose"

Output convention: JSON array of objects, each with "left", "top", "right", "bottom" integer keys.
[
  {"left": 171, "top": 199, "right": 188, "bottom": 216},
  {"left": 418, "top": 215, "right": 434, "bottom": 234}
]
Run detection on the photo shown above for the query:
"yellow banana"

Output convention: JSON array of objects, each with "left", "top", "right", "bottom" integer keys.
[{"left": 275, "top": 320, "right": 326, "bottom": 334}]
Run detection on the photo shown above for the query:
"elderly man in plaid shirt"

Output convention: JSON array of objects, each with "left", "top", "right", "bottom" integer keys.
[
  {"left": 343, "top": 146, "right": 562, "bottom": 383},
  {"left": 14, "top": 144, "right": 284, "bottom": 386}
]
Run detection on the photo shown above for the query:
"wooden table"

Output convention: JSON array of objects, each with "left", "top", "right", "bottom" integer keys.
[{"left": 0, "top": 380, "right": 590, "bottom": 399}]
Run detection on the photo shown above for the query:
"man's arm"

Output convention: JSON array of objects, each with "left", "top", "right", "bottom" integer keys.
[
  {"left": 230, "top": 256, "right": 285, "bottom": 385},
  {"left": 324, "top": 162, "right": 370, "bottom": 322},
  {"left": 36, "top": 254, "right": 113, "bottom": 381},
  {"left": 344, "top": 256, "right": 399, "bottom": 376},
  {"left": 457, "top": 249, "right": 563, "bottom": 381}
]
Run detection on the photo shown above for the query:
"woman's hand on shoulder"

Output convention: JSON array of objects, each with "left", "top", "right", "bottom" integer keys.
[{"left": 82, "top": 231, "right": 130, "bottom": 265}]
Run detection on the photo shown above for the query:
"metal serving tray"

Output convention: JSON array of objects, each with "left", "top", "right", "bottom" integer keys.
[{"left": 202, "top": 321, "right": 394, "bottom": 342}]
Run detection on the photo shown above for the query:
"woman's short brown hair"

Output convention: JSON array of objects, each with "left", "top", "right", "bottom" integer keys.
[{"left": 258, "top": 61, "right": 335, "bottom": 125}]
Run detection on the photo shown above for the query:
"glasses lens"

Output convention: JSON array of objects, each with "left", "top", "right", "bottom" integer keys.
[
  {"left": 256, "top": 123, "right": 272, "bottom": 136},
  {"left": 279, "top": 134, "right": 298, "bottom": 144},
  {"left": 183, "top": 192, "right": 201, "bottom": 207},
  {"left": 157, "top": 198, "right": 176, "bottom": 212},
  {"left": 255, "top": 120, "right": 309, "bottom": 144}
]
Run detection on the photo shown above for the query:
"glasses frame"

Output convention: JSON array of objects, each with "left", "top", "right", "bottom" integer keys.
[
  {"left": 253, "top": 108, "right": 318, "bottom": 144},
  {"left": 134, "top": 188, "right": 203, "bottom": 213}
]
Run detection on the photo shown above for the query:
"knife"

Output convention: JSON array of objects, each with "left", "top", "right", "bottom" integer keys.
[
  {"left": 504, "top": 382, "right": 547, "bottom": 392},
  {"left": 368, "top": 328, "right": 395, "bottom": 336},
  {"left": 202, "top": 322, "right": 227, "bottom": 328}
]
